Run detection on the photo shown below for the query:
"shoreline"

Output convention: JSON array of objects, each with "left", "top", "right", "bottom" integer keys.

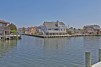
[{"left": 23, "top": 34, "right": 101, "bottom": 38}]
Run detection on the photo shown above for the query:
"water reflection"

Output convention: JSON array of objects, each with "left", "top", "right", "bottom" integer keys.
[
  {"left": 43, "top": 38, "right": 70, "bottom": 51},
  {"left": 0, "top": 36, "right": 101, "bottom": 67},
  {"left": 83, "top": 36, "right": 101, "bottom": 64},
  {"left": 0, "top": 40, "right": 18, "bottom": 58},
  {"left": 83, "top": 36, "right": 101, "bottom": 52}
]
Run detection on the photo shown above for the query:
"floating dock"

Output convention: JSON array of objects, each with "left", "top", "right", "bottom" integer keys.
[{"left": 0, "top": 35, "right": 21, "bottom": 40}]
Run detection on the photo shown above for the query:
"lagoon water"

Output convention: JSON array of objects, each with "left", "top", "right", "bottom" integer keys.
[{"left": 0, "top": 35, "right": 101, "bottom": 67}]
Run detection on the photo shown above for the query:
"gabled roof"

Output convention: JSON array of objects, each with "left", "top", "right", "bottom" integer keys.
[
  {"left": 43, "top": 21, "right": 65, "bottom": 29},
  {"left": 59, "top": 22, "right": 65, "bottom": 25},
  {"left": 43, "top": 22, "right": 58, "bottom": 29},
  {"left": 84, "top": 25, "right": 100, "bottom": 28},
  {"left": 0, "top": 20, "right": 10, "bottom": 24}
]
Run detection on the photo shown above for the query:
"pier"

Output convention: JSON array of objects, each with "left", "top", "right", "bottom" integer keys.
[
  {"left": 85, "top": 49, "right": 101, "bottom": 67},
  {"left": 92, "top": 62, "right": 101, "bottom": 67},
  {"left": 0, "top": 35, "right": 21, "bottom": 40},
  {"left": 24, "top": 34, "right": 101, "bottom": 38},
  {"left": 25, "top": 34, "right": 72, "bottom": 38}
]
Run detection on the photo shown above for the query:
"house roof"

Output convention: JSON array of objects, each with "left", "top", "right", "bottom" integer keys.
[
  {"left": 43, "top": 22, "right": 58, "bottom": 29},
  {"left": 84, "top": 25, "right": 100, "bottom": 28},
  {"left": 83, "top": 25, "right": 101, "bottom": 31},
  {"left": 43, "top": 21, "right": 65, "bottom": 29},
  {"left": 0, "top": 20, "right": 10, "bottom": 24},
  {"left": 59, "top": 22, "right": 65, "bottom": 25}
]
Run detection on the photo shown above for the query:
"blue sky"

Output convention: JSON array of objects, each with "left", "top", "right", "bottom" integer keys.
[{"left": 0, "top": 0, "right": 101, "bottom": 28}]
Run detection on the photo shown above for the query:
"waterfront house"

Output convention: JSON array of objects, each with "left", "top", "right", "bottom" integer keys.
[
  {"left": 25, "top": 28, "right": 29, "bottom": 34},
  {"left": 0, "top": 20, "right": 10, "bottom": 36},
  {"left": 40, "top": 21, "right": 67, "bottom": 35},
  {"left": 0, "top": 20, "right": 21, "bottom": 40},
  {"left": 83, "top": 25, "right": 101, "bottom": 34},
  {"left": 37, "top": 25, "right": 45, "bottom": 35},
  {"left": 18, "top": 27, "right": 27, "bottom": 34},
  {"left": 18, "top": 28, "right": 23, "bottom": 34},
  {"left": 19, "top": 26, "right": 40, "bottom": 35},
  {"left": 28, "top": 26, "right": 39, "bottom": 35}
]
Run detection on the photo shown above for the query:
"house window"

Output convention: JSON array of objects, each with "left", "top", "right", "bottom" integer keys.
[
  {"left": 48, "top": 29, "right": 51, "bottom": 30},
  {"left": 46, "top": 33, "right": 49, "bottom": 35},
  {"left": 55, "top": 24, "right": 58, "bottom": 27},
  {"left": 54, "top": 29, "right": 59, "bottom": 30}
]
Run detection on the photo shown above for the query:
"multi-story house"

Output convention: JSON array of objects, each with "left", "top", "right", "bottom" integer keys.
[
  {"left": 40, "top": 21, "right": 67, "bottom": 35},
  {"left": 0, "top": 20, "right": 10, "bottom": 36},
  {"left": 83, "top": 25, "right": 101, "bottom": 34}
]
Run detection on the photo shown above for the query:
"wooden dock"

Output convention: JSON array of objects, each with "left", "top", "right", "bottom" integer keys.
[
  {"left": 92, "top": 62, "right": 101, "bottom": 67},
  {"left": 85, "top": 49, "right": 101, "bottom": 67},
  {"left": 0, "top": 35, "right": 21, "bottom": 40},
  {"left": 92, "top": 49, "right": 101, "bottom": 67}
]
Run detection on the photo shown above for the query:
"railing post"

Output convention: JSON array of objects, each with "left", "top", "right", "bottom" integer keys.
[
  {"left": 99, "top": 49, "right": 101, "bottom": 62},
  {"left": 85, "top": 52, "right": 92, "bottom": 67}
]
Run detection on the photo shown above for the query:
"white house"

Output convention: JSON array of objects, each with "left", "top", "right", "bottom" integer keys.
[{"left": 39, "top": 21, "right": 67, "bottom": 35}]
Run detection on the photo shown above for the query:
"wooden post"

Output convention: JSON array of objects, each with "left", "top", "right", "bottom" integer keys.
[
  {"left": 16, "top": 32, "right": 18, "bottom": 40},
  {"left": 85, "top": 52, "right": 91, "bottom": 67},
  {"left": 3, "top": 30, "right": 5, "bottom": 40},
  {"left": 99, "top": 49, "right": 101, "bottom": 62},
  {"left": 9, "top": 28, "right": 10, "bottom": 40}
]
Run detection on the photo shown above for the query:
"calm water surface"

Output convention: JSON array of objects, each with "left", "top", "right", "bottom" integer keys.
[{"left": 0, "top": 35, "right": 101, "bottom": 67}]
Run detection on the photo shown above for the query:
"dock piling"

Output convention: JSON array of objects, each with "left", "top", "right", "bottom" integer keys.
[
  {"left": 99, "top": 49, "right": 101, "bottom": 62},
  {"left": 85, "top": 52, "right": 92, "bottom": 67}
]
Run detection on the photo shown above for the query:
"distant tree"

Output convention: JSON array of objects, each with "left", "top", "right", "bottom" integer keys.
[
  {"left": 8, "top": 23, "right": 17, "bottom": 31},
  {"left": 7, "top": 23, "right": 17, "bottom": 34},
  {"left": 67, "top": 31, "right": 72, "bottom": 35},
  {"left": 22, "top": 27, "right": 26, "bottom": 34},
  {"left": 69, "top": 27, "right": 73, "bottom": 29}
]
